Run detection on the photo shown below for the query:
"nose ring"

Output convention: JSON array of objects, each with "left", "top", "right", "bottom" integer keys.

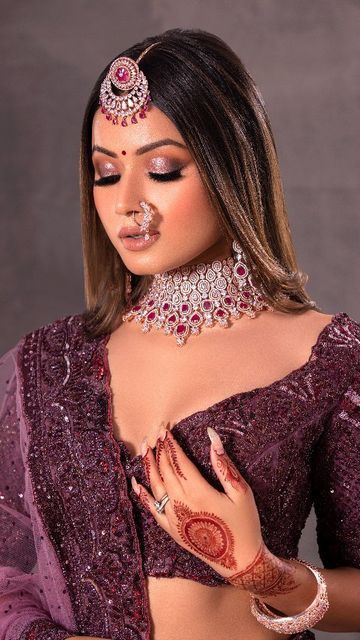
[{"left": 132, "top": 201, "right": 154, "bottom": 241}]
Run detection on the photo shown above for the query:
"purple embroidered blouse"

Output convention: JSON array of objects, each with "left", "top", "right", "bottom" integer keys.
[{"left": 0, "top": 310, "right": 359, "bottom": 640}]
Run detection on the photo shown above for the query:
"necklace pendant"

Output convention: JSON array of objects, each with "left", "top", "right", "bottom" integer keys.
[{"left": 121, "top": 253, "right": 274, "bottom": 345}]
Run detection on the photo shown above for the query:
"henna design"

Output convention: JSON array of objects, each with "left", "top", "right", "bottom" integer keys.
[
  {"left": 141, "top": 450, "right": 151, "bottom": 485},
  {"left": 216, "top": 452, "right": 248, "bottom": 493},
  {"left": 138, "top": 485, "right": 151, "bottom": 510},
  {"left": 173, "top": 500, "right": 237, "bottom": 570},
  {"left": 163, "top": 434, "right": 187, "bottom": 480},
  {"left": 225, "top": 541, "right": 300, "bottom": 595},
  {"left": 155, "top": 439, "right": 166, "bottom": 482}
]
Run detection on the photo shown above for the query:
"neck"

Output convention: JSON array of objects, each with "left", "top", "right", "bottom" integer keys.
[{"left": 123, "top": 242, "right": 273, "bottom": 346}]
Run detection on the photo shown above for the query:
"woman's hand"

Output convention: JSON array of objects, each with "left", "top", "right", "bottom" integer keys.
[{"left": 131, "top": 423, "right": 300, "bottom": 598}]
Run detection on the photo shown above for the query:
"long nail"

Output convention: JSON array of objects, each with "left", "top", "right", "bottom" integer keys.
[
  {"left": 158, "top": 425, "right": 168, "bottom": 442},
  {"left": 207, "top": 426, "right": 225, "bottom": 455},
  {"left": 140, "top": 437, "right": 149, "bottom": 458},
  {"left": 131, "top": 475, "right": 140, "bottom": 496}
]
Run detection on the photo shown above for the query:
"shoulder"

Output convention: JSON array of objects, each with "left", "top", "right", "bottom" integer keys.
[
  {"left": 20, "top": 312, "right": 87, "bottom": 345},
  {"left": 268, "top": 308, "right": 359, "bottom": 352},
  {"left": 259, "top": 309, "right": 360, "bottom": 386},
  {"left": 8, "top": 312, "right": 94, "bottom": 368}
]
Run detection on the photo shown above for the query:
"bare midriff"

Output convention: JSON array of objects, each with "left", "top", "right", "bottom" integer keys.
[
  {"left": 146, "top": 576, "right": 291, "bottom": 640},
  {"left": 106, "top": 308, "right": 334, "bottom": 639}
]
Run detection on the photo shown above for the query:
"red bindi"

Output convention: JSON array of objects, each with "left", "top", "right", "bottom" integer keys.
[{"left": 122, "top": 150, "right": 126, "bottom": 155}]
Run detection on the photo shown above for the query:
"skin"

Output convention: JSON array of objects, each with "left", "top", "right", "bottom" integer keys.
[
  {"left": 85, "top": 104, "right": 360, "bottom": 639},
  {"left": 92, "top": 105, "right": 233, "bottom": 276}
]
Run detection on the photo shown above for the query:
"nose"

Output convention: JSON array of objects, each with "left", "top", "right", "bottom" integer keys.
[{"left": 113, "top": 171, "right": 144, "bottom": 218}]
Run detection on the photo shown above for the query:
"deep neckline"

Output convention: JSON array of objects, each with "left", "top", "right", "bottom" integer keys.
[{"left": 101, "top": 311, "right": 348, "bottom": 465}]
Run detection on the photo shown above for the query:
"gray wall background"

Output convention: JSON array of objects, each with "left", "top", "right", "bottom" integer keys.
[{"left": 1, "top": 2, "right": 359, "bottom": 638}]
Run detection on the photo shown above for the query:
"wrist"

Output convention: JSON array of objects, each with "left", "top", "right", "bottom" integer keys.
[
  {"left": 254, "top": 557, "right": 319, "bottom": 617},
  {"left": 224, "top": 542, "right": 298, "bottom": 595}
]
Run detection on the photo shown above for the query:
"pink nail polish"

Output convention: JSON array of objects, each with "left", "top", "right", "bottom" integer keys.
[
  {"left": 131, "top": 475, "right": 140, "bottom": 496},
  {"left": 140, "top": 437, "right": 149, "bottom": 458},
  {"left": 207, "top": 426, "right": 225, "bottom": 455},
  {"left": 158, "top": 426, "right": 168, "bottom": 442}
]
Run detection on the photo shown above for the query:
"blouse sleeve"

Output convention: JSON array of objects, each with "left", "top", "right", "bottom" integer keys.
[
  {"left": 0, "top": 343, "right": 73, "bottom": 640},
  {"left": 311, "top": 367, "right": 360, "bottom": 569}
]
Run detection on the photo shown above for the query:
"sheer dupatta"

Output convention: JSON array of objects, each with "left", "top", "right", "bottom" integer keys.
[{"left": 0, "top": 341, "right": 76, "bottom": 639}]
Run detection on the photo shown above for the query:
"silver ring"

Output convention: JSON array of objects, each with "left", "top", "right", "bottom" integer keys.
[
  {"left": 132, "top": 210, "right": 141, "bottom": 226},
  {"left": 154, "top": 493, "right": 170, "bottom": 514}
]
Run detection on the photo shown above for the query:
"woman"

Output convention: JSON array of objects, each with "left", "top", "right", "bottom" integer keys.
[{"left": 0, "top": 27, "right": 359, "bottom": 640}]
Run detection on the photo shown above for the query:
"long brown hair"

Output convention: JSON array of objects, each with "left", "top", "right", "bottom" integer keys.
[{"left": 80, "top": 27, "right": 320, "bottom": 336}]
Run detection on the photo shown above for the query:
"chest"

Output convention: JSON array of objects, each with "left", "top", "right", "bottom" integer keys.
[{"left": 106, "top": 317, "right": 309, "bottom": 458}]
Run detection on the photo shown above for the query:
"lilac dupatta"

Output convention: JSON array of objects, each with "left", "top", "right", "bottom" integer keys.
[{"left": 0, "top": 315, "right": 151, "bottom": 639}]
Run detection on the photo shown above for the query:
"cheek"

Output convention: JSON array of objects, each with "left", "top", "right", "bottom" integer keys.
[
  {"left": 93, "top": 188, "right": 114, "bottom": 224},
  {"left": 165, "top": 175, "right": 219, "bottom": 233}
]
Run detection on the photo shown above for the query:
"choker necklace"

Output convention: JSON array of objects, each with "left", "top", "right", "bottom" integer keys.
[{"left": 122, "top": 241, "right": 274, "bottom": 346}]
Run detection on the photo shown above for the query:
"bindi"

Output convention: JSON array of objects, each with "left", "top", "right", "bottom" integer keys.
[{"left": 121, "top": 150, "right": 126, "bottom": 155}]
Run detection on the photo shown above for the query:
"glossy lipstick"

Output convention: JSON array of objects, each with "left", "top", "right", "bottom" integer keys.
[{"left": 118, "top": 226, "right": 160, "bottom": 251}]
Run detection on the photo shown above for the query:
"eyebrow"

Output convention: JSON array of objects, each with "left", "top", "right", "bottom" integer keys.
[{"left": 92, "top": 138, "right": 187, "bottom": 158}]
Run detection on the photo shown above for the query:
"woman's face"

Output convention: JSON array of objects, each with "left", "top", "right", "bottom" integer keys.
[{"left": 92, "top": 105, "right": 231, "bottom": 275}]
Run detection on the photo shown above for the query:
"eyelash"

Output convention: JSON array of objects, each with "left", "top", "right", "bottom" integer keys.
[{"left": 93, "top": 169, "right": 184, "bottom": 186}]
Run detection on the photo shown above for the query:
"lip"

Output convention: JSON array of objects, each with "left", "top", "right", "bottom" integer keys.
[
  {"left": 118, "top": 225, "right": 159, "bottom": 238},
  {"left": 121, "top": 233, "right": 160, "bottom": 251}
]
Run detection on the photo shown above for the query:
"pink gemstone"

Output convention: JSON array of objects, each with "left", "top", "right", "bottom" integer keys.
[
  {"left": 112, "top": 117, "right": 118, "bottom": 125},
  {"left": 139, "top": 111, "right": 146, "bottom": 119},
  {"left": 216, "top": 309, "right": 225, "bottom": 317},
  {"left": 242, "top": 291, "right": 251, "bottom": 298},
  {"left": 162, "top": 302, "right": 170, "bottom": 311},
  {"left": 147, "top": 299, "right": 155, "bottom": 307},
  {"left": 133, "top": 305, "right": 141, "bottom": 311},
  {"left": 106, "top": 114, "right": 112, "bottom": 120},
  {"left": 147, "top": 311, "right": 156, "bottom": 321},
  {"left": 131, "top": 115, "right": 138, "bottom": 124},
  {"left": 181, "top": 303, "right": 189, "bottom": 312},
  {"left": 203, "top": 300, "right": 211, "bottom": 310},
  {"left": 121, "top": 119, "right": 128, "bottom": 127},
  {"left": 101, "top": 106, "right": 106, "bottom": 114},
  {"left": 168, "top": 314, "right": 177, "bottom": 324},
  {"left": 115, "top": 67, "right": 130, "bottom": 83},
  {"left": 224, "top": 296, "right": 233, "bottom": 305},
  {"left": 176, "top": 324, "right": 186, "bottom": 335},
  {"left": 236, "top": 265, "right": 246, "bottom": 276},
  {"left": 191, "top": 313, "right": 201, "bottom": 323},
  {"left": 239, "top": 302, "right": 249, "bottom": 309}
]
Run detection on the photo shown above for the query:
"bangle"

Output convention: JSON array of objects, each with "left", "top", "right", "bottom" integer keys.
[{"left": 249, "top": 558, "right": 329, "bottom": 633}]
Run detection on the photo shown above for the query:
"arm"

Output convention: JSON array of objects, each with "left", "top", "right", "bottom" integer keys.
[
  {"left": 253, "top": 369, "right": 360, "bottom": 631},
  {"left": 0, "top": 344, "right": 76, "bottom": 640}
]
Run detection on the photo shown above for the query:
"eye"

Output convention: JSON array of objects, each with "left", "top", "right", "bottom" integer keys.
[
  {"left": 148, "top": 169, "right": 184, "bottom": 182},
  {"left": 93, "top": 168, "right": 184, "bottom": 187},
  {"left": 93, "top": 174, "right": 120, "bottom": 187}
]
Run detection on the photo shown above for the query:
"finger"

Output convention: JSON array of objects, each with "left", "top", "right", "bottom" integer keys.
[
  {"left": 131, "top": 475, "right": 172, "bottom": 527},
  {"left": 157, "top": 425, "right": 209, "bottom": 493},
  {"left": 155, "top": 434, "right": 183, "bottom": 492},
  {"left": 142, "top": 441, "right": 168, "bottom": 501},
  {"left": 207, "top": 427, "right": 249, "bottom": 501}
]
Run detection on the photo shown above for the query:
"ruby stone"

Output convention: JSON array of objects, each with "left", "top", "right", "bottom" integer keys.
[
  {"left": 176, "top": 324, "right": 186, "bottom": 335},
  {"left": 115, "top": 67, "right": 130, "bottom": 83}
]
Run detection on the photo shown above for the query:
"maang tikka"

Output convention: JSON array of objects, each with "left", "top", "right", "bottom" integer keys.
[{"left": 99, "top": 41, "right": 161, "bottom": 126}]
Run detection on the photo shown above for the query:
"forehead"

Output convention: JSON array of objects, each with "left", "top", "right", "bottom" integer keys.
[{"left": 92, "top": 105, "right": 184, "bottom": 152}]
